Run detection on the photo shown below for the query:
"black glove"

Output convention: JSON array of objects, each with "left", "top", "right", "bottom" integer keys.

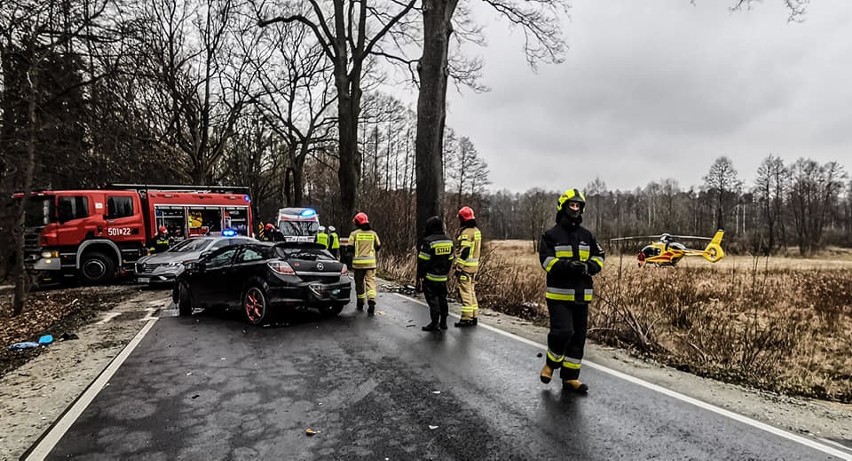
[{"left": 568, "top": 260, "right": 588, "bottom": 275}]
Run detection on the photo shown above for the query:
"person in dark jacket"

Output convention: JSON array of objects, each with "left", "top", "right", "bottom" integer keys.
[
  {"left": 416, "top": 216, "right": 454, "bottom": 332},
  {"left": 538, "top": 188, "right": 605, "bottom": 393}
]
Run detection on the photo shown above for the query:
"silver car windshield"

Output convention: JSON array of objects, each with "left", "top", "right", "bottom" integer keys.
[{"left": 171, "top": 238, "right": 214, "bottom": 253}]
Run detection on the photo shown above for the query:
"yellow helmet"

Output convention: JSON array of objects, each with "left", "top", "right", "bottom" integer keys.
[{"left": 557, "top": 188, "right": 586, "bottom": 212}]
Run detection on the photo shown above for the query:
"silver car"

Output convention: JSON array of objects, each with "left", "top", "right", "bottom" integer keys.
[{"left": 135, "top": 236, "right": 255, "bottom": 285}]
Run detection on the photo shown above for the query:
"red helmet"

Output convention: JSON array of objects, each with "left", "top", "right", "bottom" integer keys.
[
  {"left": 458, "top": 206, "right": 475, "bottom": 221},
  {"left": 158, "top": 226, "right": 168, "bottom": 234},
  {"left": 353, "top": 212, "right": 369, "bottom": 226},
  {"left": 264, "top": 223, "right": 275, "bottom": 231}
]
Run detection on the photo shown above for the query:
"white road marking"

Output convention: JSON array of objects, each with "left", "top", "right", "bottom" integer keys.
[
  {"left": 139, "top": 307, "right": 158, "bottom": 322},
  {"left": 391, "top": 292, "right": 852, "bottom": 460},
  {"left": 25, "top": 318, "right": 159, "bottom": 461},
  {"left": 96, "top": 312, "right": 121, "bottom": 324}
]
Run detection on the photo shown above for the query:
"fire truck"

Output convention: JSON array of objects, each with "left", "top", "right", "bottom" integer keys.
[{"left": 18, "top": 184, "right": 253, "bottom": 284}]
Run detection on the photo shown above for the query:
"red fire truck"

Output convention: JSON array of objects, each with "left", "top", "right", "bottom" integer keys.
[{"left": 18, "top": 184, "right": 253, "bottom": 284}]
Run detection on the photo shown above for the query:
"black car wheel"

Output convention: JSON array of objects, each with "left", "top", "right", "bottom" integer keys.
[
  {"left": 319, "top": 303, "right": 345, "bottom": 317},
  {"left": 178, "top": 282, "right": 192, "bottom": 316},
  {"left": 243, "top": 286, "right": 269, "bottom": 325}
]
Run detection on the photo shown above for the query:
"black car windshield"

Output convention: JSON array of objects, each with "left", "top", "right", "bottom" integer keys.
[{"left": 171, "top": 238, "right": 214, "bottom": 253}]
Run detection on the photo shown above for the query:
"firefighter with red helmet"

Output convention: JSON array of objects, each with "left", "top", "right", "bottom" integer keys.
[
  {"left": 150, "top": 226, "right": 172, "bottom": 254},
  {"left": 453, "top": 206, "right": 482, "bottom": 327},
  {"left": 538, "top": 188, "right": 605, "bottom": 393},
  {"left": 260, "top": 222, "right": 277, "bottom": 242},
  {"left": 348, "top": 212, "right": 381, "bottom": 315}
]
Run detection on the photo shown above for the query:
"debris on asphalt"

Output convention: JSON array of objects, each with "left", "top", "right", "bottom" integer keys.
[
  {"left": 38, "top": 335, "right": 54, "bottom": 345},
  {"left": 306, "top": 428, "right": 318, "bottom": 436},
  {"left": 432, "top": 391, "right": 440, "bottom": 394},
  {"left": 191, "top": 394, "right": 199, "bottom": 399},
  {"left": 537, "top": 352, "right": 543, "bottom": 358},
  {"left": 8, "top": 342, "right": 40, "bottom": 351},
  {"left": 428, "top": 425, "right": 439, "bottom": 430}
]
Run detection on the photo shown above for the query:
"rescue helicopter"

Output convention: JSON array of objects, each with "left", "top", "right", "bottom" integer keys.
[{"left": 610, "top": 229, "right": 726, "bottom": 267}]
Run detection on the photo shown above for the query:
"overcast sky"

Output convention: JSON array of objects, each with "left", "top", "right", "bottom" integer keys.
[{"left": 438, "top": 0, "right": 852, "bottom": 193}]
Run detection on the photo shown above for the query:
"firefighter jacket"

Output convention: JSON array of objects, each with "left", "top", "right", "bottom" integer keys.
[
  {"left": 330, "top": 232, "right": 340, "bottom": 251},
  {"left": 538, "top": 222, "right": 605, "bottom": 303},
  {"left": 454, "top": 224, "right": 481, "bottom": 274},
  {"left": 316, "top": 231, "right": 329, "bottom": 249},
  {"left": 418, "top": 232, "right": 454, "bottom": 283},
  {"left": 348, "top": 228, "right": 381, "bottom": 269},
  {"left": 151, "top": 235, "right": 172, "bottom": 253}
]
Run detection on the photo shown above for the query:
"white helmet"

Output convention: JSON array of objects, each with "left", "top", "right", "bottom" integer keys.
[
  {"left": 318, "top": 225, "right": 326, "bottom": 232},
  {"left": 328, "top": 226, "right": 336, "bottom": 232}
]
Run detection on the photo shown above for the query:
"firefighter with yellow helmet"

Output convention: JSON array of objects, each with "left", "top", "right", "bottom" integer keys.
[
  {"left": 348, "top": 212, "right": 381, "bottom": 315},
  {"left": 453, "top": 206, "right": 482, "bottom": 327},
  {"left": 538, "top": 188, "right": 605, "bottom": 393}
]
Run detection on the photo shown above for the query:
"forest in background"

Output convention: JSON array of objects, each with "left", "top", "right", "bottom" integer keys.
[{"left": 2, "top": 0, "right": 848, "bottom": 282}]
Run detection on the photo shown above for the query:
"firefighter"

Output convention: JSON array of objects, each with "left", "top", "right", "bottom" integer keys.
[
  {"left": 328, "top": 226, "right": 341, "bottom": 259},
  {"left": 257, "top": 221, "right": 267, "bottom": 241},
  {"left": 150, "top": 226, "right": 172, "bottom": 254},
  {"left": 348, "top": 212, "right": 381, "bottom": 315},
  {"left": 416, "top": 216, "right": 454, "bottom": 332},
  {"left": 453, "top": 206, "right": 482, "bottom": 328},
  {"left": 260, "top": 223, "right": 276, "bottom": 242},
  {"left": 316, "top": 226, "right": 329, "bottom": 249},
  {"left": 538, "top": 188, "right": 605, "bottom": 394}
]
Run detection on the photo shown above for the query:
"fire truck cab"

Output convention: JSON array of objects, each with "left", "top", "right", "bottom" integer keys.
[{"left": 19, "top": 184, "right": 252, "bottom": 284}]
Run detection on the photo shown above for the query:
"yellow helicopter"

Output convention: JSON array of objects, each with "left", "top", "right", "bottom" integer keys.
[{"left": 610, "top": 230, "right": 726, "bottom": 267}]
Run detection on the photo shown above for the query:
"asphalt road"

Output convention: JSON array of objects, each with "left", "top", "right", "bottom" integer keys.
[{"left": 39, "top": 290, "right": 848, "bottom": 460}]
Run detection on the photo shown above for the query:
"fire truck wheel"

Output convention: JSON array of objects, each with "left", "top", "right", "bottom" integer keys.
[{"left": 79, "top": 252, "right": 115, "bottom": 284}]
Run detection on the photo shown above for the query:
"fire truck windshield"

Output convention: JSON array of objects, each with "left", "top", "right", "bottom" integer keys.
[{"left": 23, "top": 196, "right": 55, "bottom": 227}]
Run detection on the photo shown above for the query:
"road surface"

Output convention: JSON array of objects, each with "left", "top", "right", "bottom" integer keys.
[{"left": 29, "top": 291, "right": 851, "bottom": 460}]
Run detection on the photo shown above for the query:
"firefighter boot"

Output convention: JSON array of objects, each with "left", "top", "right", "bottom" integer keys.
[
  {"left": 356, "top": 299, "right": 364, "bottom": 311},
  {"left": 367, "top": 300, "right": 376, "bottom": 316},
  {"left": 439, "top": 315, "right": 448, "bottom": 330},
  {"left": 454, "top": 319, "right": 475, "bottom": 328},
  {"left": 540, "top": 364, "right": 554, "bottom": 384},
  {"left": 423, "top": 314, "right": 440, "bottom": 332},
  {"left": 563, "top": 379, "right": 589, "bottom": 394}
]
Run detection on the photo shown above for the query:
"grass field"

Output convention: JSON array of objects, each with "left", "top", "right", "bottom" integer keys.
[{"left": 473, "top": 240, "right": 852, "bottom": 403}]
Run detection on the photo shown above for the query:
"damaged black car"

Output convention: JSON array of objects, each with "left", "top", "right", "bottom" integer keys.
[{"left": 173, "top": 241, "right": 351, "bottom": 324}]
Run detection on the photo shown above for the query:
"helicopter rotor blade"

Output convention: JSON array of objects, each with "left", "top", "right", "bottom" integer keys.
[
  {"left": 609, "top": 236, "right": 660, "bottom": 242},
  {"left": 668, "top": 235, "right": 712, "bottom": 241}
]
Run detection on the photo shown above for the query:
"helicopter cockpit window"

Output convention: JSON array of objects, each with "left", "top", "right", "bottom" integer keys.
[{"left": 642, "top": 246, "right": 661, "bottom": 257}]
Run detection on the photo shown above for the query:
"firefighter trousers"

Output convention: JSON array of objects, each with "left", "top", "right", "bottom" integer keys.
[
  {"left": 456, "top": 272, "right": 478, "bottom": 320},
  {"left": 354, "top": 268, "right": 377, "bottom": 303},
  {"left": 423, "top": 280, "right": 449, "bottom": 323},
  {"left": 545, "top": 300, "right": 589, "bottom": 381}
]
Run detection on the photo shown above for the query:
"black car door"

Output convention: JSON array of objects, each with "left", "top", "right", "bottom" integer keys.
[
  {"left": 226, "top": 245, "right": 270, "bottom": 308},
  {"left": 194, "top": 246, "right": 240, "bottom": 307}
]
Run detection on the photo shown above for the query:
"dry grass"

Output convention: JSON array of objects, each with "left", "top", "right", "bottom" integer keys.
[{"left": 479, "top": 240, "right": 852, "bottom": 403}]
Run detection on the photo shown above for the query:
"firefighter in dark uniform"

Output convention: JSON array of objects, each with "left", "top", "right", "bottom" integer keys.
[
  {"left": 538, "top": 188, "right": 605, "bottom": 393},
  {"left": 150, "top": 226, "right": 172, "bottom": 254},
  {"left": 416, "top": 216, "right": 454, "bottom": 332},
  {"left": 328, "top": 226, "right": 340, "bottom": 259}
]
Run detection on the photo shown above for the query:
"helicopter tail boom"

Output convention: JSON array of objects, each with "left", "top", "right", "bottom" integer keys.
[{"left": 701, "top": 230, "right": 725, "bottom": 263}]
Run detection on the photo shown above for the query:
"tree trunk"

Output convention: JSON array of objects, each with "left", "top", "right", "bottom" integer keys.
[
  {"left": 12, "top": 58, "right": 39, "bottom": 316},
  {"left": 415, "top": 0, "right": 458, "bottom": 237},
  {"left": 337, "top": 94, "right": 361, "bottom": 232}
]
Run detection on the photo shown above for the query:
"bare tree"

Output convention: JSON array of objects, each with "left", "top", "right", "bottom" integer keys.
[
  {"left": 788, "top": 159, "right": 847, "bottom": 255},
  {"left": 258, "top": 0, "right": 418, "bottom": 231},
  {"left": 754, "top": 155, "right": 788, "bottom": 253},
  {"left": 415, "top": 0, "right": 567, "bottom": 237},
  {"left": 703, "top": 156, "right": 743, "bottom": 231}
]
